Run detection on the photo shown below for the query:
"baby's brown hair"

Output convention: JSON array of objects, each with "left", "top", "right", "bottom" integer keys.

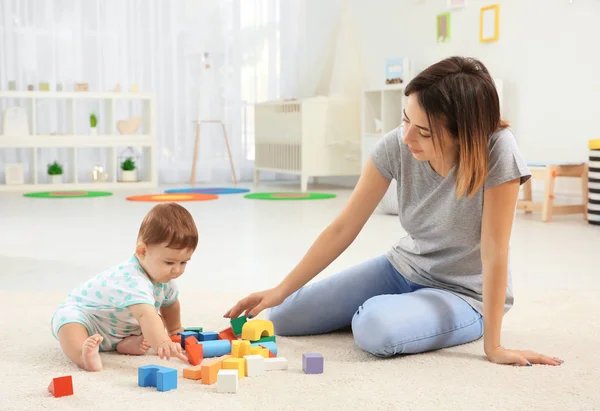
[{"left": 137, "top": 203, "right": 198, "bottom": 250}]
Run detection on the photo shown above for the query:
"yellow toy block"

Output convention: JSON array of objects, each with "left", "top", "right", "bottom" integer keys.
[
  {"left": 223, "top": 358, "right": 246, "bottom": 379},
  {"left": 232, "top": 340, "right": 251, "bottom": 358},
  {"left": 241, "top": 319, "right": 275, "bottom": 341},
  {"left": 250, "top": 346, "right": 270, "bottom": 359}
]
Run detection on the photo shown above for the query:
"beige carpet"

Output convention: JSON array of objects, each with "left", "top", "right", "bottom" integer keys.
[{"left": 1, "top": 290, "right": 598, "bottom": 411}]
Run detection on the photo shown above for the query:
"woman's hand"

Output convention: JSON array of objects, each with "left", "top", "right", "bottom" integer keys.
[
  {"left": 485, "top": 345, "right": 563, "bottom": 366},
  {"left": 224, "top": 287, "right": 287, "bottom": 319}
]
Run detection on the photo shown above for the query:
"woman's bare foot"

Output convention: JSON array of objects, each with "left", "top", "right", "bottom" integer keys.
[
  {"left": 116, "top": 335, "right": 151, "bottom": 356},
  {"left": 81, "top": 334, "right": 103, "bottom": 372}
]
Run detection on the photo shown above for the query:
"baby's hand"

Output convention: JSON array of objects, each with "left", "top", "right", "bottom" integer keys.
[{"left": 157, "top": 340, "right": 187, "bottom": 362}]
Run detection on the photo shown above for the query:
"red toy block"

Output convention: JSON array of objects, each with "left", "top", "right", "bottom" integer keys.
[
  {"left": 48, "top": 376, "right": 73, "bottom": 398},
  {"left": 170, "top": 335, "right": 182, "bottom": 344},
  {"left": 186, "top": 337, "right": 204, "bottom": 366},
  {"left": 183, "top": 335, "right": 198, "bottom": 352},
  {"left": 218, "top": 327, "right": 237, "bottom": 343}
]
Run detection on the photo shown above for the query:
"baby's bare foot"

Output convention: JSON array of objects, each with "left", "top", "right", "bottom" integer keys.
[
  {"left": 117, "top": 335, "right": 150, "bottom": 356},
  {"left": 81, "top": 334, "right": 103, "bottom": 372}
]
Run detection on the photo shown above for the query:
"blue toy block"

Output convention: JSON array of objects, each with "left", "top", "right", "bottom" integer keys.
[
  {"left": 138, "top": 365, "right": 177, "bottom": 392},
  {"left": 198, "top": 339, "right": 231, "bottom": 357},
  {"left": 198, "top": 331, "right": 218, "bottom": 342},
  {"left": 302, "top": 353, "right": 324, "bottom": 374},
  {"left": 178, "top": 331, "right": 199, "bottom": 350},
  {"left": 251, "top": 341, "right": 277, "bottom": 356}
]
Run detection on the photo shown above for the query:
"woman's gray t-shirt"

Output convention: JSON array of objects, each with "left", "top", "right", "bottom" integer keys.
[{"left": 370, "top": 126, "right": 531, "bottom": 315}]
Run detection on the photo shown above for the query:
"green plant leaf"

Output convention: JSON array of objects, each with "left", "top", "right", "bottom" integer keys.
[
  {"left": 121, "top": 157, "right": 136, "bottom": 171},
  {"left": 47, "top": 161, "right": 63, "bottom": 175},
  {"left": 90, "top": 113, "right": 97, "bottom": 127}
]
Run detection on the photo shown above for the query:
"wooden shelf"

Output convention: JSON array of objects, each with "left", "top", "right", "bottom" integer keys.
[
  {"left": 0, "top": 135, "right": 153, "bottom": 148},
  {"left": 0, "top": 91, "right": 154, "bottom": 100}
]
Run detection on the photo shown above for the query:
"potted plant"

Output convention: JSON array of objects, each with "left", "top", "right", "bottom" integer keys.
[
  {"left": 120, "top": 157, "right": 137, "bottom": 182},
  {"left": 47, "top": 161, "right": 63, "bottom": 184},
  {"left": 90, "top": 113, "right": 97, "bottom": 135}
]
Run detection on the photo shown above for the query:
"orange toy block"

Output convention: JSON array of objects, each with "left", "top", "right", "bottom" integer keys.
[
  {"left": 201, "top": 354, "right": 232, "bottom": 385},
  {"left": 183, "top": 364, "right": 203, "bottom": 380},
  {"left": 265, "top": 347, "right": 277, "bottom": 358},
  {"left": 48, "top": 376, "right": 73, "bottom": 398},
  {"left": 250, "top": 346, "right": 270, "bottom": 359},
  {"left": 170, "top": 335, "right": 182, "bottom": 344},
  {"left": 223, "top": 358, "right": 246, "bottom": 379},
  {"left": 232, "top": 340, "right": 251, "bottom": 358},
  {"left": 218, "top": 327, "right": 238, "bottom": 343},
  {"left": 185, "top": 337, "right": 204, "bottom": 366}
]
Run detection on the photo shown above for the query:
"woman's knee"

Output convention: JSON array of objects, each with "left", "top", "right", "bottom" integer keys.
[{"left": 351, "top": 297, "right": 397, "bottom": 357}]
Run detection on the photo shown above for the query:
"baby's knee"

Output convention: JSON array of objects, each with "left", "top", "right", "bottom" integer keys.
[{"left": 351, "top": 299, "right": 397, "bottom": 358}]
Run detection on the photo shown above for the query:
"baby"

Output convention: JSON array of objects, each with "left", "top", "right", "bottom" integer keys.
[{"left": 51, "top": 202, "right": 197, "bottom": 371}]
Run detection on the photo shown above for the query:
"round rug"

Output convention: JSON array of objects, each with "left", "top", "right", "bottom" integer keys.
[
  {"left": 244, "top": 192, "right": 336, "bottom": 200},
  {"left": 164, "top": 187, "right": 250, "bottom": 195},
  {"left": 24, "top": 191, "right": 113, "bottom": 199},
  {"left": 126, "top": 193, "right": 218, "bottom": 202}
]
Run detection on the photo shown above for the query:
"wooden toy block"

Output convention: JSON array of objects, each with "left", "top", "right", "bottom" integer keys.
[
  {"left": 231, "top": 340, "right": 251, "bottom": 358},
  {"left": 250, "top": 346, "right": 270, "bottom": 359},
  {"left": 178, "top": 331, "right": 199, "bottom": 350},
  {"left": 184, "top": 327, "right": 203, "bottom": 333},
  {"left": 218, "top": 327, "right": 238, "bottom": 342},
  {"left": 48, "top": 375, "right": 73, "bottom": 398},
  {"left": 268, "top": 349, "right": 277, "bottom": 358},
  {"left": 302, "top": 353, "right": 323, "bottom": 374},
  {"left": 183, "top": 364, "right": 203, "bottom": 380},
  {"left": 251, "top": 341, "right": 277, "bottom": 356},
  {"left": 200, "top": 355, "right": 231, "bottom": 385},
  {"left": 170, "top": 335, "right": 181, "bottom": 344},
  {"left": 264, "top": 357, "right": 288, "bottom": 371},
  {"left": 217, "top": 369, "right": 239, "bottom": 393},
  {"left": 223, "top": 358, "right": 246, "bottom": 379},
  {"left": 198, "top": 339, "right": 231, "bottom": 358},
  {"left": 198, "top": 331, "right": 218, "bottom": 341},
  {"left": 250, "top": 335, "right": 276, "bottom": 344},
  {"left": 138, "top": 364, "right": 177, "bottom": 392},
  {"left": 243, "top": 354, "right": 265, "bottom": 377},
  {"left": 241, "top": 319, "right": 274, "bottom": 341},
  {"left": 230, "top": 315, "right": 247, "bottom": 335},
  {"left": 186, "top": 337, "right": 204, "bottom": 366}
]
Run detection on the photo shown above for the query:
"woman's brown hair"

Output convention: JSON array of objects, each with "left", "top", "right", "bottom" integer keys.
[{"left": 405, "top": 56, "right": 508, "bottom": 198}]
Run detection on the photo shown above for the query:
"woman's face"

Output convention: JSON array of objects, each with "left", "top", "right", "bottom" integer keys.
[{"left": 401, "top": 93, "right": 454, "bottom": 163}]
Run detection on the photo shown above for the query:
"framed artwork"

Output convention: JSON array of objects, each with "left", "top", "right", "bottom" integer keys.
[
  {"left": 437, "top": 13, "right": 451, "bottom": 43},
  {"left": 5, "top": 163, "right": 24, "bottom": 185},
  {"left": 480, "top": 4, "right": 499, "bottom": 43},
  {"left": 447, "top": 0, "right": 467, "bottom": 9}
]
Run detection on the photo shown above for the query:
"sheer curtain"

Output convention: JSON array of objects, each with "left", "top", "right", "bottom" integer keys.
[{"left": 0, "top": 0, "right": 289, "bottom": 184}]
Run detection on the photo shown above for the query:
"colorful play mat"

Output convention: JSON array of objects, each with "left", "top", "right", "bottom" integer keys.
[
  {"left": 244, "top": 192, "right": 336, "bottom": 201},
  {"left": 126, "top": 193, "right": 218, "bottom": 202},
  {"left": 23, "top": 191, "right": 113, "bottom": 198},
  {"left": 164, "top": 187, "right": 250, "bottom": 195}
]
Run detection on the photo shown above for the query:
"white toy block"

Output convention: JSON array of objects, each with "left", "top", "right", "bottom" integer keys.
[
  {"left": 243, "top": 354, "right": 265, "bottom": 377},
  {"left": 217, "top": 369, "right": 238, "bottom": 393},
  {"left": 264, "top": 357, "right": 288, "bottom": 371}
]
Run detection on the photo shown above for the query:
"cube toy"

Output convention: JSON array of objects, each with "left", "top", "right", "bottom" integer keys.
[
  {"left": 170, "top": 335, "right": 182, "bottom": 344},
  {"left": 198, "top": 339, "right": 231, "bottom": 358},
  {"left": 183, "top": 364, "right": 203, "bottom": 380},
  {"left": 250, "top": 346, "right": 270, "bottom": 359},
  {"left": 198, "top": 331, "right": 218, "bottom": 341},
  {"left": 230, "top": 315, "right": 247, "bottom": 336},
  {"left": 217, "top": 369, "right": 238, "bottom": 393},
  {"left": 201, "top": 354, "right": 232, "bottom": 385},
  {"left": 178, "top": 331, "right": 199, "bottom": 350},
  {"left": 251, "top": 341, "right": 277, "bottom": 356},
  {"left": 250, "top": 335, "right": 276, "bottom": 344},
  {"left": 218, "top": 327, "right": 238, "bottom": 342},
  {"left": 265, "top": 357, "right": 288, "bottom": 371},
  {"left": 138, "top": 365, "right": 177, "bottom": 392},
  {"left": 302, "top": 353, "right": 323, "bottom": 374},
  {"left": 232, "top": 340, "right": 251, "bottom": 358},
  {"left": 243, "top": 354, "right": 265, "bottom": 377},
  {"left": 223, "top": 358, "right": 246, "bottom": 379},
  {"left": 186, "top": 337, "right": 204, "bottom": 365},
  {"left": 241, "top": 319, "right": 274, "bottom": 341},
  {"left": 48, "top": 376, "right": 73, "bottom": 398},
  {"left": 184, "top": 327, "right": 203, "bottom": 333}
]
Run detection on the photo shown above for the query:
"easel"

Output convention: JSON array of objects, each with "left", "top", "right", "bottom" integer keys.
[{"left": 190, "top": 120, "right": 238, "bottom": 186}]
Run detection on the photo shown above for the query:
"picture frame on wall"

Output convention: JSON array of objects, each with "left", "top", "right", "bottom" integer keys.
[
  {"left": 437, "top": 13, "right": 451, "bottom": 43},
  {"left": 480, "top": 4, "right": 500, "bottom": 43},
  {"left": 447, "top": 0, "right": 467, "bottom": 9},
  {"left": 5, "top": 163, "right": 25, "bottom": 185}
]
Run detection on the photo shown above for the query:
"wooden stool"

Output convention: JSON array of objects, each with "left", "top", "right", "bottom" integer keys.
[{"left": 517, "top": 163, "right": 588, "bottom": 222}]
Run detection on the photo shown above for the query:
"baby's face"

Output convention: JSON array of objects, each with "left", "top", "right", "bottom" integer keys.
[{"left": 137, "top": 243, "right": 194, "bottom": 283}]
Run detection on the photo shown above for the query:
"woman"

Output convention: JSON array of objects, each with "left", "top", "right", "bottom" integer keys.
[{"left": 225, "top": 56, "right": 562, "bottom": 367}]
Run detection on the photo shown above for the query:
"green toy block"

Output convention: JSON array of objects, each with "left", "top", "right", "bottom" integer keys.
[
  {"left": 230, "top": 316, "right": 247, "bottom": 336},
  {"left": 250, "top": 335, "right": 276, "bottom": 344},
  {"left": 184, "top": 327, "right": 203, "bottom": 333}
]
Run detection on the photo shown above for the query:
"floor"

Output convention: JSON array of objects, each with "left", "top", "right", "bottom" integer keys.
[{"left": 0, "top": 182, "right": 599, "bottom": 410}]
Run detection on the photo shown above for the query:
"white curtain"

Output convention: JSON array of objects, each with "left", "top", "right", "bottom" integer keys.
[{"left": 0, "top": 0, "right": 288, "bottom": 184}]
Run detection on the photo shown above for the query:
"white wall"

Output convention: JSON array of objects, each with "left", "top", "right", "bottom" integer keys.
[{"left": 347, "top": 0, "right": 600, "bottom": 167}]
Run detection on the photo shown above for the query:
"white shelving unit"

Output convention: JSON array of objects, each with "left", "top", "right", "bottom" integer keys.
[{"left": 0, "top": 91, "right": 158, "bottom": 191}]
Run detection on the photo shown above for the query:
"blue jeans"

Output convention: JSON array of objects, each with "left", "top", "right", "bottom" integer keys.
[{"left": 267, "top": 255, "right": 483, "bottom": 357}]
